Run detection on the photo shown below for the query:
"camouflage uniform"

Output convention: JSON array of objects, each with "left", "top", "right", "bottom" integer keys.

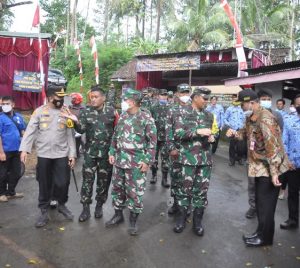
[
  {"left": 174, "top": 104, "right": 214, "bottom": 210},
  {"left": 109, "top": 109, "right": 157, "bottom": 213},
  {"left": 150, "top": 99, "right": 170, "bottom": 178},
  {"left": 75, "top": 105, "right": 117, "bottom": 205}
]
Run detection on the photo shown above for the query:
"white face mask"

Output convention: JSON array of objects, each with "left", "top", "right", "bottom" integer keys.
[
  {"left": 244, "top": 110, "right": 253, "bottom": 117},
  {"left": 179, "top": 96, "right": 190, "bottom": 104},
  {"left": 121, "top": 101, "right": 130, "bottom": 112},
  {"left": 2, "top": 104, "right": 12, "bottom": 113},
  {"left": 260, "top": 100, "right": 272, "bottom": 109},
  {"left": 289, "top": 107, "right": 296, "bottom": 113}
]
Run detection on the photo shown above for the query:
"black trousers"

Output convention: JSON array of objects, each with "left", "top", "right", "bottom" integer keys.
[
  {"left": 229, "top": 138, "right": 244, "bottom": 162},
  {"left": 255, "top": 176, "right": 280, "bottom": 244},
  {"left": 0, "top": 152, "right": 21, "bottom": 196},
  {"left": 36, "top": 157, "right": 70, "bottom": 209},
  {"left": 211, "top": 132, "right": 220, "bottom": 154},
  {"left": 286, "top": 169, "right": 300, "bottom": 223}
]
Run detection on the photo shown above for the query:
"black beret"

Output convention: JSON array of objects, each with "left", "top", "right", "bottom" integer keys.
[{"left": 238, "top": 89, "right": 258, "bottom": 102}]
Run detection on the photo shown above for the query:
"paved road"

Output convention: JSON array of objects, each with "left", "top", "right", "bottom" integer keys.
[{"left": 0, "top": 143, "right": 299, "bottom": 268}]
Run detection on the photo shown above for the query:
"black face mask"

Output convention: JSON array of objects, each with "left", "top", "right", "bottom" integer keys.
[
  {"left": 296, "top": 106, "right": 300, "bottom": 115},
  {"left": 53, "top": 99, "right": 64, "bottom": 109}
]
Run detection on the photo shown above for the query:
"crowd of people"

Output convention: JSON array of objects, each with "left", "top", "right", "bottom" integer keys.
[{"left": 0, "top": 84, "right": 299, "bottom": 246}]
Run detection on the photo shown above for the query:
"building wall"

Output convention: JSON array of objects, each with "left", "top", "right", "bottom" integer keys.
[{"left": 255, "top": 81, "right": 289, "bottom": 111}]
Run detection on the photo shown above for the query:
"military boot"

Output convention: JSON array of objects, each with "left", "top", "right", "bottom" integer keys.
[
  {"left": 58, "top": 204, "right": 74, "bottom": 220},
  {"left": 168, "top": 198, "right": 179, "bottom": 215},
  {"left": 79, "top": 204, "right": 91, "bottom": 222},
  {"left": 173, "top": 207, "right": 187, "bottom": 233},
  {"left": 128, "top": 211, "right": 139, "bottom": 236},
  {"left": 161, "top": 171, "right": 170, "bottom": 188},
  {"left": 193, "top": 207, "right": 204, "bottom": 236},
  {"left": 35, "top": 208, "right": 49, "bottom": 228},
  {"left": 105, "top": 209, "right": 124, "bottom": 228},
  {"left": 94, "top": 202, "right": 103, "bottom": 219},
  {"left": 150, "top": 168, "right": 157, "bottom": 184}
]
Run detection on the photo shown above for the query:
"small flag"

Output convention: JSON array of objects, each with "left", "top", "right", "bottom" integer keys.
[{"left": 32, "top": 5, "right": 40, "bottom": 27}]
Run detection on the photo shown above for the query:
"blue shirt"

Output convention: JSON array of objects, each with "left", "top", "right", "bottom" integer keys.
[
  {"left": 224, "top": 105, "right": 245, "bottom": 130},
  {"left": 276, "top": 109, "right": 288, "bottom": 118},
  {"left": 206, "top": 104, "right": 224, "bottom": 129},
  {"left": 283, "top": 114, "right": 300, "bottom": 168},
  {"left": 0, "top": 112, "right": 26, "bottom": 152}
]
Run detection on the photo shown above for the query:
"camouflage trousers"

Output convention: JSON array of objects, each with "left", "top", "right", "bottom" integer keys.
[
  {"left": 81, "top": 154, "right": 113, "bottom": 204},
  {"left": 170, "top": 160, "right": 181, "bottom": 197},
  {"left": 111, "top": 166, "right": 146, "bottom": 214},
  {"left": 175, "top": 164, "right": 212, "bottom": 210},
  {"left": 151, "top": 140, "right": 169, "bottom": 175}
]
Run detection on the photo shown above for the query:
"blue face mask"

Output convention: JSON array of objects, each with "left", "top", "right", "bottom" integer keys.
[
  {"left": 260, "top": 100, "right": 272, "bottom": 109},
  {"left": 159, "top": 99, "right": 167, "bottom": 105}
]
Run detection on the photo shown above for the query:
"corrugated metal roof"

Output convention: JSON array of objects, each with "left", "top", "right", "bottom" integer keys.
[{"left": 0, "top": 31, "right": 52, "bottom": 39}]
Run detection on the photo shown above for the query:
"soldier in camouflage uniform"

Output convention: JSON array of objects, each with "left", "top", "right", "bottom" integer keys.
[
  {"left": 140, "top": 88, "right": 153, "bottom": 113},
  {"left": 72, "top": 85, "right": 119, "bottom": 222},
  {"left": 173, "top": 87, "right": 215, "bottom": 236},
  {"left": 150, "top": 88, "right": 171, "bottom": 187},
  {"left": 105, "top": 88, "right": 157, "bottom": 236},
  {"left": 166, "top": 84, "right": 191, "bottom": 215}
]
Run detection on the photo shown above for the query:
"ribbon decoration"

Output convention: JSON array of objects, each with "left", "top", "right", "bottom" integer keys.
[
  {"left": 32, "top": 0, "right": 46, "bottom": 102},
  {"left": 90, "top": 36, "right": 99, "bottom": 85},
  {"left": 220, "top": 0, "right": 247, "bottom": 76},
  {"left": 74, "top": 39, "right": 84, "bottom": 93}
]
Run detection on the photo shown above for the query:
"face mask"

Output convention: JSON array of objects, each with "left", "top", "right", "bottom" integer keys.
[
  {"left": 121, "top": 101, "right": 130, "bottom": 112},
  {"left": 159, "top": 99, "right": 167, "bottom": 105},
  {"left": 52, "top": 99, "right": 64, "bottom": 109},
  {"left": 296, "top": 106, "right": 300, "bottom": 115},
  {"left": 179, "top": 96, "right": 190, "bottom": 103},
  {"left": 244, "top": 110, "right": 253, "bottom": 117},
  {"left": 290, "top": 107, "right": 296, "bottom": 113},
  {"left": 260, "top": 100, "right": 272, "bottom": 109},
  {"left": 2, "top": 104, "right": 12, "bottom": 113}
]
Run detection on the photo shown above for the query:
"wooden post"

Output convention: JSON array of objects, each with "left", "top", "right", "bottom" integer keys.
[{"left": 189, "top": 69, "right": 192, "bottom": 86}]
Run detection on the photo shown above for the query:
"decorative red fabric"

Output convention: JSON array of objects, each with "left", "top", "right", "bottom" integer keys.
[
  {"left": 0, "top": 36, "right": 50, "bottom": 110},
  {"left": 136, "top": 71, "right": 162, "bottom": 90}
]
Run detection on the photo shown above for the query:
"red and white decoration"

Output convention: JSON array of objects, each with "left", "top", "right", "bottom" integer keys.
[
  {"left": 74, "top": 39, "right": 84, "bottom": 92},
  {"left": 90, "top": 36, "right": 99, "bottom": 85}
]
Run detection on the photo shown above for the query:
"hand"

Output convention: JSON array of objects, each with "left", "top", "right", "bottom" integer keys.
[
  {"left": 226, "top": 129, "right": 236, "bottom": 138},
  {"left": 69, "top": 157, "right": 76, "bottom": 169},
  {"left": 0, "top": 152, "right": 6, "bottom": 162},
  {"left": 197, "top": 128, "right": 211, "bottom": 137},
  {"left": 208, "top": 135, "right": 215, "bottom": 143},
  {"left": 20, "top": 151, "right": 27, "bottom": 163},
  {"left": 139, "top": 162, "right": 149, "bottom": 173},
  {"left": 272, "top": 175, "right": 282, "bottom": 187},
  {"left": 109, "top": 155, "right": 115, "bottom": 165},
  {"left": 61, "top": 112, "right": 78, "bottom": 123},
  {"left": 170, "top": 150, "right": 179, "bottom": 159}
]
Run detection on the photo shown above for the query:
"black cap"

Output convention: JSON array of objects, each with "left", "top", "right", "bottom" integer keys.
[
  {"left": 238, "top": 89, "right": 258, "bottom": 102},
  {"left": 191, "top": 87, "right": 211, "bottom": 99},
  {"left": 159, "top": 89, "right": 168, "bottom": 95},
  {"left": 46, "top": 86, "right": 67, "bottom": 97},
  {"left": 177, "top": 83, "right": 191, "bottom": 93}
]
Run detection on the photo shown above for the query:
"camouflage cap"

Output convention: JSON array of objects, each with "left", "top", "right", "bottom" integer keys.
[
  {"left": 168, "top": 91, "right": 174, "bottom": 97},
  {"left": 142, "top": 88, "right": 149, "bottom": 95},
  {"left": 159, "top": 89, "right": 168, "bottom": 95},
  {"left": 238, "top": 88, "right": 258, "bottom": 102},
  {"left": 177, "top": 83, "right": 191, "bottom": 93},
  {"left": 123, "top": 88, "right": 142, "bottom": 102},
  {"left": 191, "top": 87, "right": 211, "bottom": 99}
]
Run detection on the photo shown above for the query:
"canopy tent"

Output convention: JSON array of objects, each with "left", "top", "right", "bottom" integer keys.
[{"left": 0, "top": 32, "right": 51, "bottom": 110}]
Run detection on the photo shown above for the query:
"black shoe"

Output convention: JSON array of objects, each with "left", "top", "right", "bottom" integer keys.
[
  {"left": 280, "top": 219, "right": 299, "bottom": 230},
  {"left": 229, "top": 160, "right": 235, "bottom": 166},
  {"left": 242, "top": 232, "right": 258, "bottom": 241},
  {"left": 193, "top": 208, "right": 204, "bottom": 236},
  {"left": 94, "top": 202, "right": 103, "bottom": 219},
  {"left": 35, "top": 209, "right": 49, "bottom": 228},
  {"left": 245, "top": 208, "right": 256, "bottom": 219},
  {"left": 58, "top": 204, "right": 74, "bottom": 220},
  {"left": 161, "top": 172, "right": 170, "bottom": 188},
  {"left": 245, "top": 237, "right": 272, "bottom": 247},
  {"left": 173, "top": 207, "right": 187, "bottom": 233},
  {"left": 79, "top": 204, "right": 91, "bottom": 222},
  {"left": 150, "top": 175, "right": 157, "bottom": 184},
  {"left": 128, "top": 212, "right": 139, "bottom": 236},
  {"left": 168, "top": 200, "right": 179, "bottom": 215},
  {"left": 105, "top": 209, "right": 124, "bottom": 228},
  {"left": 238, "top": 159, "right": 244, "bottom": 166}
]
